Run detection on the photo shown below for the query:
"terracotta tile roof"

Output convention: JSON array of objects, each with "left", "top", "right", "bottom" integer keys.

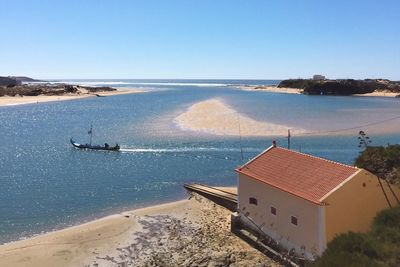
[{"left": 236, "top": 145, "right": 359, "bottom": 205}]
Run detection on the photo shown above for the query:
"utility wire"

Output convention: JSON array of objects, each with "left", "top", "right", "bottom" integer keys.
[
  {"left": 237, "top": 113, "right": 244, "bottom": 162},
  {"left": 224, "top": 109, "right": 400, "bottom": 137},
  {"left": 296, "top": 114, "right": 400, "bottom": 136},
  {"left": 385, "top": 179, "right": 400, "bottom": 205}
]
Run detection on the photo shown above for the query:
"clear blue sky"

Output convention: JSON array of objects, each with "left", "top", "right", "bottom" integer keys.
[{"left": 1, "top": 0, "right": 399, "bottom": 80}]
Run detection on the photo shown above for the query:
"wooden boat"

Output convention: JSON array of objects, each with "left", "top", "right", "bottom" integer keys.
[
  {"left": 70, "top": 125, "right": 120, "bottom": 151},
  {"left": 70, "top": 138, "right": 120, "bottom": 151}
]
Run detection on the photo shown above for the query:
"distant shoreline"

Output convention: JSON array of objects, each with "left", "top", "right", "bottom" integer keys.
[
  {"left": 352, "top": 91, "right": 400, "bottom": 97},
  {"left": 237, "top": 85, "right": 302, "bottom": 94},
  {"left": 237, "top": 85, "right": 400, "bottom": 97},
  {"left": 0, "top": 88, "right": 146, "bottom": 107}
]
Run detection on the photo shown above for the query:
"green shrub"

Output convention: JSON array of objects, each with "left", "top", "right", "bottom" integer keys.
[
  {"left": 373, "top": 207, "right": 400, "bottom": 230},
  {"left": 311, "top": 251, "right": 386, "bottom": 267},
  {"left": 311, "top": 207, "right": 400, "bottom": 267}
]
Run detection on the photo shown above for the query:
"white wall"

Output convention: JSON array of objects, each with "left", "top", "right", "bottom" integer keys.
[{"left": 238, "top": 174, "right": 324, "bottom": 259}]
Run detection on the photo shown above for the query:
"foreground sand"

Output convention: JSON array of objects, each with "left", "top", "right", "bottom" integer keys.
[
  {"left": 0, "top": 88, "right": 145, "bottom": 107},
  {"left": 174, "top": 98, "right": 306, "bottom": 137},
  {"left": 0, "top": 189, "right": 278, "bottom": 267}
]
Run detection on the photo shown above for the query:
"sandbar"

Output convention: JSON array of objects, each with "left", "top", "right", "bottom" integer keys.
[
  {"left": 0, "top": 88, "right": 146, "bottom": 107},
  {"left": 174, "top": 98, "right": 306, "bottom": 137},
  {"left": 0, "top": 188, "right": 278, "bottom": 267}
]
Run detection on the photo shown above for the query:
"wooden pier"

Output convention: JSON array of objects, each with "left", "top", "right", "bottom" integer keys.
[{"left": 183, "top": 183, "right": 238, "bottom": 212}]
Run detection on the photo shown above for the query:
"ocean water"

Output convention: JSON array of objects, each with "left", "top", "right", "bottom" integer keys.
[{"left": 1, "top": 79, "right": 400, "bottom": 244}]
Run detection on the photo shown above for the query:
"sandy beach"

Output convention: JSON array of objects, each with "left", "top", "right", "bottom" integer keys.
[
  {"left": 0, "top": 189, "right": 278, "bottom": 267},
  {"left": 353, "top": 90, "right": 400, "bottom": 97},
  {"left": 239, "top": 85, "right": 400, "bottom": 98},
  {"left": 237, "top": 85, "right": 303, "bottom": 94},
  {"left": 174, "top": 98, "right": 306, "bottom": 137},
  {"left": 0, "top": 88, "right": 146, "bottom": 107}
]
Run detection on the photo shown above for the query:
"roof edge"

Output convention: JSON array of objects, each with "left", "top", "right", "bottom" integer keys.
[
  {"left": 239, "top": 145, "right": 359, "bottom": 173},
  {"left": 318, "top": 169, "right": 363, "bottom": 202},
  {"left": 238, "top": 145, "right": 275, "bottom": 171},
  {"left": 275, "top": 146, "right": 359, "bottom": 171},
  {"left": 238, "top": 170, "right": 324, "bottom": 205}
]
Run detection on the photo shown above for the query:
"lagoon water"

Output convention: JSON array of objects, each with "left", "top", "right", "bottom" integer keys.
[{"left": 1, "top": 79, "right": 400, "bottom": 244}]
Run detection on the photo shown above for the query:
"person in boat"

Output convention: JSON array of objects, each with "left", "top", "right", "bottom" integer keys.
[
  {"left": 115, "top": 144, "right": 120, "bottom": 150},
  {"left": 105, "top": 143, "right": 109, "bottom": 148}
]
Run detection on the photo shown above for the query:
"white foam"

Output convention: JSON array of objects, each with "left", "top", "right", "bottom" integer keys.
[
  {"left": 124, "top": 82, "right": 228, "bottom": 87},
  {"left": 27, "top": 81, "right": 229, "bottom": 87},
  {"left": 34, "top": 81, "right": 132, "bottom": 86}
]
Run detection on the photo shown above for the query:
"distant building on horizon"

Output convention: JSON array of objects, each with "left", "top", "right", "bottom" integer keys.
[
  {"left": 233, "top": 142, "right": 399, "bottom": 260},
  {"left": 313, "top": 74, "right": 326, "bottom": 80}
]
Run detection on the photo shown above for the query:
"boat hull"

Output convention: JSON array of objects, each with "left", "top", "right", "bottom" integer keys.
[{"left": 70, "top": 138, "right": 120, "bottom": 151}]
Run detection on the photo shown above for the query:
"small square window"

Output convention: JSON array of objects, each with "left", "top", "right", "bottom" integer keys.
[
  {"left": 249, "top": 197, "right": 258, "bottom": 205},
  {"left": 291, "top": 216, "right": 298, "bottom": 226},
  {"left": 270, "top": 206, "right": 277, "bottom": 215}
]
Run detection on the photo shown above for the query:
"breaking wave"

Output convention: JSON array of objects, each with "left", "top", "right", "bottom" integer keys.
[{"left": 28, "top": 81, "right": 229, "bottom": 87}]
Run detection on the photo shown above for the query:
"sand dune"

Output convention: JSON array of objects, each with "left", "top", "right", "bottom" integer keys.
[{"left": 174, "top": 99, "right": 306, "bottom": 137}]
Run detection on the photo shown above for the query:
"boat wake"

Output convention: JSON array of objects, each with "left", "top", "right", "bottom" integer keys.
[{"left": 119, "top": 147, "right": 261, "bottom": 153}]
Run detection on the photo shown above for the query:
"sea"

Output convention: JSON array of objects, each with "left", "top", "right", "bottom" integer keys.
[{"left": 1, "top": 79, "right": 400, "bottom": 244}]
